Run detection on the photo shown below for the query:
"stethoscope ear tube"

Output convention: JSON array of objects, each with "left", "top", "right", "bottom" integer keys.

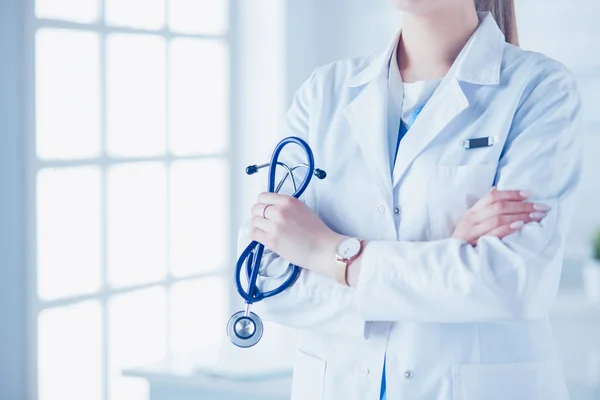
[{"left": 229, "top": 136, "right": 324, "bottom": 348}]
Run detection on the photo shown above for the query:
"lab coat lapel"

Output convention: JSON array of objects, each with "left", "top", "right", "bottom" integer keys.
[
  {"left": 391, "top": 11, "right": 505, "bottom": 188},
  {"left": 391, "top": 78, "right": 469, "bottom": 187},
  {"left": 343, "top": 78, "right": 393, "bottom": 200}
]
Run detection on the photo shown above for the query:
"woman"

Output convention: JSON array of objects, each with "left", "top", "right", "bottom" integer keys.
[{"left": 240, "top": 0, "right": 581, "bottom": 399}]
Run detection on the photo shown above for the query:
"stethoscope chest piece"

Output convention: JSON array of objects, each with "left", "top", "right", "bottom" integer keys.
[{"left": 226, "top": 310, "right": 264, "bottom": 348}]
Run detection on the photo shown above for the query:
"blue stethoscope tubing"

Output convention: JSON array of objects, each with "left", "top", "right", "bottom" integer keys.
[{"left": 227, "top": 136, "right": 325, "bottom": 348}]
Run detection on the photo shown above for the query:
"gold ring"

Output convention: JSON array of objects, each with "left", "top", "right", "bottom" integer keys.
[{"left": 262, "top": 204, "right": 272, "bottom": 219}]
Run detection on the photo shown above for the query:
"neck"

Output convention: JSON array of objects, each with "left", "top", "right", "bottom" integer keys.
[{"left": 398, "top": 5, "right": 479, "bottom": 82}]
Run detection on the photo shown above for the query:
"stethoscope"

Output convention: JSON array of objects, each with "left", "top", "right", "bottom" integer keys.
[{"left": 226, "top": 136, "right": 326, "bottom": 348}]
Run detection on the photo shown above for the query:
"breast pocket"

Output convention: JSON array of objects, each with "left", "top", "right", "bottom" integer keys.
[
  {"left": 452, "top": 358, "right": 570, "bottom": 400},
  {"left": 290, "top": 349, "right": 327, "bottom": 400},
  {"left": 428, "top": 164, "right": 497, "bottom": 240}
]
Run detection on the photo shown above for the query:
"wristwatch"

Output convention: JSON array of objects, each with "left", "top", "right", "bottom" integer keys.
[{"left": 334, "top": 237, "right": 363, "bottom": 286}]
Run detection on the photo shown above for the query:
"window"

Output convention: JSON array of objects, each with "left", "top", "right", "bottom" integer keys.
[{"left": 28, "top": 1, "right": 232, "bottom": 399}]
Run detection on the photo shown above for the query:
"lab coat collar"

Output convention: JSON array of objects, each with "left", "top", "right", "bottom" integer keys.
[{"left": 346, "top": 11, "right": 505, "bottom": 88}]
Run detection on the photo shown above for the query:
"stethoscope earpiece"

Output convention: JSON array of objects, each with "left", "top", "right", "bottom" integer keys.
[{"left": 314, "top": 168, "right": 327, "bottom": 179}]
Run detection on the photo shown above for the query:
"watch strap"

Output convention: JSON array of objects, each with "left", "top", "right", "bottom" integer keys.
[{"left": 334, "top": 239, "right": 363, "bottom": 286}]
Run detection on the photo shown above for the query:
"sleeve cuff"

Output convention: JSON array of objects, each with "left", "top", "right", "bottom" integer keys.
[{"left": 354, "top": 241, "right": 387, "bottom": 320}]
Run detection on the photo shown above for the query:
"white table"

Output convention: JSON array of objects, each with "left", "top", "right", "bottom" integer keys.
[{"left": 124, "top": 343, "right": 293, "bottom": 400}]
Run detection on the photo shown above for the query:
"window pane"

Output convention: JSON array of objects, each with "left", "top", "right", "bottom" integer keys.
[
  {"left": 169, "top": 39, "right": 228, "bottom": 155},
  {"left": 170, "top": 159, "right": 228, "bottom": 277},
  {"left": 36, "top": 0, "right": 99, "bottom": 23},
  {"left": 169, "top": 277, "right": 227, "bottom": 356},
  {"left": 168, "top": 0, "right": 228, "bottom": 35},
  {"left": 38, "top": 301, "right": 102, "bottom": 400},
  {"left": 36, "top": 29, "right": 100, "bottom": 159},
  {"left": 107, "top": 34, "right": 166, "bottom": 157},
  {"left": 108, "top": 287, "right": 166, "bottom": 400},
  {"left": 107, "top": 163, "right": 167, "bottom": 287},
  {"left": 37, "top": 167, "right": 102, "bottom": 300},
  {"left": 105, "top": 0, "right": 165, "bottom": 30}
]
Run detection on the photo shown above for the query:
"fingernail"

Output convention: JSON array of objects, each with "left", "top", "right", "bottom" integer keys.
[
  {"left": 489, "top": 186, "right": 497, "bottom": 192},
  {"left": 510, "top": 220, "right": 525, "bottom": 229},
  {"left": 534, "top": 203, "right": 550, "bottom": 211},
  {"left": 520, "top": 191, "right": 532, "bottom": 198},
  {"left": 530, "top": 212, "right": 546, "bottom": 219}
]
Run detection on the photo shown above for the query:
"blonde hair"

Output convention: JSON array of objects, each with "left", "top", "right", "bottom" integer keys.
[{"left": 475, "top": 0, "right": 519, "bottom": 46}]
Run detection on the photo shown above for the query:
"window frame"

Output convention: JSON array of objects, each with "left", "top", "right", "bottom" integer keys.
[
  {"left": 23, "top": 0, "right": 241, "bottom": 398},
  {"left": 0, "top": 0, "right": 28, "bottom": 399}
]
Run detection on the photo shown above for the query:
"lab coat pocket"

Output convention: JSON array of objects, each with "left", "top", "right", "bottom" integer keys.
[
  {"left": 452, "top": 358, "right": 569, "bottom": 400},
  {"left": 291, "top": 349, "right": 327, "bottom": 400},
  {"left": 428, "top": 164, "right": 497, "bottom": 240}
]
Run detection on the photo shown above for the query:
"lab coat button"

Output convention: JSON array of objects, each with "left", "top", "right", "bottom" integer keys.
[
  {"left": 377, "top": 205, "right": 385, "bottom": 214},
  {"left": 394, "top": 206, "right": 401, "bottom": 215},
  {"left": 361, "top": 367, "right": 370, "bottom": 377},
  {"left": 404, "top": 370, "right": 413, "bottom": 379}
]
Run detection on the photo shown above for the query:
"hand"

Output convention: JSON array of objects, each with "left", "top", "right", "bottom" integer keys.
[
  {"left": 249, "top": 192, "right": 342, "bottom": 274},
  {"left": 452, "top": 188, "right": 550, "bottom": 245}
]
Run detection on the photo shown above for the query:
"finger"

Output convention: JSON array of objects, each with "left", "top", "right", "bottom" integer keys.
[
  {"left": 471, "top": 201, "right": 548, "bottom": 224},
  {"left": 479, "top": 224, "right": 520, "bottom": 242},
  {"left": 257, "top": 192, "right": 296, "bottom": 206},
  {"left": 484, "top": 219, "right": 535, "bottom": 241},
  {"left": 477, "top": 212, "right": 544, "bottom": 234},
  {"left": 471, "top": 188, "right": 532, "bottom": 211},
  {"left": 249, "top": 226, "right": 270, "bottom": 246},
  {"left": 251, "top": 203, "right": 277, "bottom": 219},
  {"left": 249, "top": 216, "right": 275, "bottom": 233},
  {"left": 476, "top": 218, "right": 536, "bottom": 244}
]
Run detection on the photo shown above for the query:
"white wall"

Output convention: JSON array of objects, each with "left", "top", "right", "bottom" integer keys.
[{"left": 284, "top": 0, "right": 400, "bottom": 103}]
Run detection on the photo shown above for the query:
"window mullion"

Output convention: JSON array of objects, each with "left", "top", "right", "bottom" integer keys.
[
  {"left": 99, "top": 0, "right": 109, "bottom": 398},
  {"left": 164, "top": 0, "right": 173, "bottom": 360},
  {"left": 34, "top": 18, "right": 226, "bottom": 41}
]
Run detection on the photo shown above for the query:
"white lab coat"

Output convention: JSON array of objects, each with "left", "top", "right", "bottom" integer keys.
[{"left": 238, "top": 12, "right": 581, "bottom": 400}]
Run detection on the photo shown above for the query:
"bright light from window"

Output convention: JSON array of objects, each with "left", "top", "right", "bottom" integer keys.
[
  {"left": 169, "top": 38, "right": 229, "bottom": 155},
  {"left": 37, "top": 167, "right": 102, "bottom": 300},
  {"left": 36, "top": 29, "right": 101, "bottom": 160},
  {"left": 169, "top": 277, "right": 227, "bottom": 356},
  {"left": 106, "top": 34, "right": 166, "bottom": 157},
  {"left": 107, "top": 162, "right": 167, "bottom": 287},
  {"left": 35, "top": 0, "right": 100, "bottom": 23},
  {"left": 38, "top": 301, "right": 103, "bottom": 400},
  {"left": 170, "top": 159, "right": 229, "bottom": 277},
  {"left": 105, "top": 0, "right": 165, "bottom": 30},
  {"left": 32, "top": 2, "right": 231, "bottom": 400},
  {"left": 108, "top": 287, "right": 167, "bottom": 400},
  {"left": 169, "top": 0, "right": 228, "bottom": 35}
]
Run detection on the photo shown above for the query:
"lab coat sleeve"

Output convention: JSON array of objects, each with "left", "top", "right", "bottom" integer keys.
[
  {"left": 355, "top": 63, "right": 583, "bottom": 323},
  {"left": 237, "top": 70, "right": 368, "bottom": 338}
]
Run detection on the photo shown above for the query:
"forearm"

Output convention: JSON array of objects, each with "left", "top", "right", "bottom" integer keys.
[
  {"left": 238, "top": 222, "right": 367, "bottom": 338},
  {"left": 344, "top": 231, "right": 562, "bottom": 323}
]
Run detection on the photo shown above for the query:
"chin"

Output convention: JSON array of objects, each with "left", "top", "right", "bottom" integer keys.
[
  {"left": 388, "top": 0, "right": 442, "bottom": 14},
  {"left": 389, "top": 0, "right": 425, "bottom": 12}
]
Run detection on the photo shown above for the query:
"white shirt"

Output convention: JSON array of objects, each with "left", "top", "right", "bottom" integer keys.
[{"left": 387, "top": 44, "right": 442, "bottom": 169}]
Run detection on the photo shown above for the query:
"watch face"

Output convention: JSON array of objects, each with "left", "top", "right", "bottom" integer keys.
[{"left": 337, "top": 238, "right": 361, "bottom": 260}]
